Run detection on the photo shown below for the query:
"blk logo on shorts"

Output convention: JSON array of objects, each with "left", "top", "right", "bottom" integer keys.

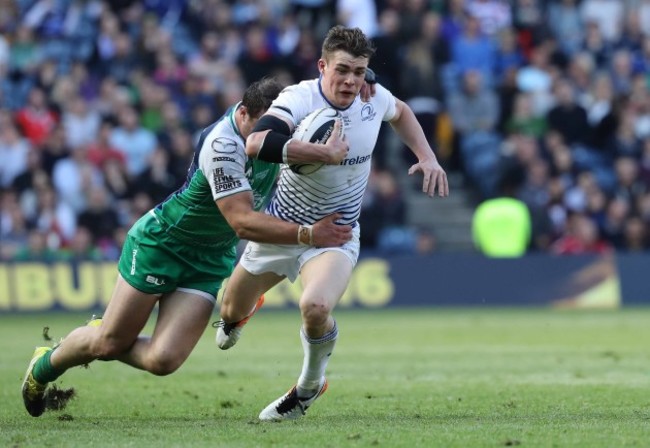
[{"left": 146, "top": 275, "right": 165, "bottom": 286}]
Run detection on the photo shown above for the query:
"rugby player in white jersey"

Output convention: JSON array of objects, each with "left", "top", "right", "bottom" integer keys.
[
  {"left": 215, "top": 26, "right": 449, "bottom": 421},
  {"left": 20, "top": 78, "right": 355, "bottom": 418}
]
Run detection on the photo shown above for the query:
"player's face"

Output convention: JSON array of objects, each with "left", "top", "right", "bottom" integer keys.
[
  {"left": 238, "top": 107, "right": 267, "bottom": 139},
  {"left": 318, "top": 51, "right": 368, "bottom": 108}
]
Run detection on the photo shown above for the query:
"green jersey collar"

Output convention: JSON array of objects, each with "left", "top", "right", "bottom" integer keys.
[{"left": 228, "top": 102, "right": 244, "bottom": 144}]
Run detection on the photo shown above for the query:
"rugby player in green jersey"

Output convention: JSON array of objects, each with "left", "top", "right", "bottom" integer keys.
[{"left": 21, "top": 77, "right": 353, "bottom": 417}]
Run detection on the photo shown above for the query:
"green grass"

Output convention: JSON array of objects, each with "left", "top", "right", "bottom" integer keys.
[{"left": 1, "top": 308, "right": 649, "bottom": 447}]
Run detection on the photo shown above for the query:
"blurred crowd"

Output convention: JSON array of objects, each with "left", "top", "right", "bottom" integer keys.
[{"left": 1, "top": 0, "right": 650, "bottom": 260}]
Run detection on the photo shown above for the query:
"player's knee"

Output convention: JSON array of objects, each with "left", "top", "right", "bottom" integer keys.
[
  {"left": 146, "top": 352, "right": 183, "bottom": 376},
  {"left": 300, "top": 298, "right": 331, "bottom": 327},
  {"left": 220, "top": 299, "right": 250, "bottom": 323}
]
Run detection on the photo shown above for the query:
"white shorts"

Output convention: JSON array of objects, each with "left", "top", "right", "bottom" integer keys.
[{"left": 239, "top": 226, "right": 361, "bottom": 282}]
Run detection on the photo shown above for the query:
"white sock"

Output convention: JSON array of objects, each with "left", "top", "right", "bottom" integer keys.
[{"left": 296, "top": 320, "right": 338, "bottom": 398}]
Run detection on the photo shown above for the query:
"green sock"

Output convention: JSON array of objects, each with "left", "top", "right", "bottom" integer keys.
[{"left": 33, "top": 349, "right": 64, "bottom": 384}]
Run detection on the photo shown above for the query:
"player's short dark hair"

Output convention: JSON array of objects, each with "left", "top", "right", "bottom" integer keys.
[
  {"left": 322, "top": 26, "right": 375, "bottom": 61},
  {"left": 242, "top": 77, "right": 284, "bottom": 118}
]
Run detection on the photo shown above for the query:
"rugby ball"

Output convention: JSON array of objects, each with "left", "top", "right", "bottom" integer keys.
[{"left": 289, "top": 107, "right": 342, "bottom": 175}]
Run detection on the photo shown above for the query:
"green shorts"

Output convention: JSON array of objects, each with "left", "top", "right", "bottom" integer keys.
[{"left": 117, "top": 212, "right": 237, "bottom": 301}]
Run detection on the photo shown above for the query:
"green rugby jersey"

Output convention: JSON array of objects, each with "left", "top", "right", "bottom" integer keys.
[{"left": 152, "top": 104, "right": 279, "bottom": 247}]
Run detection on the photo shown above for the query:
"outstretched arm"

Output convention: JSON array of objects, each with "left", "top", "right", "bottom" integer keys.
[
  {"left": 217, "top": 192, "right": 352, "bottom": 247},
  {"left": 389, "top": 98, "right": 449, "bottom": 198}
]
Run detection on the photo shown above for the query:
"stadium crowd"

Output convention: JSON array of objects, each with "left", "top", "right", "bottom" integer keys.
[{"left": 1, "top": 0, "right": 650, "bottom": 259}]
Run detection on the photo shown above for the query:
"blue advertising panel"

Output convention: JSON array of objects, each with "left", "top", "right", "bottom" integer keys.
[{"left": 0, "top": 253, "right": 635, "bottom": 313}]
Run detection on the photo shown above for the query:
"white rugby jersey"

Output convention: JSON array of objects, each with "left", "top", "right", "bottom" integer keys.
[{"left": 266, "top": 79, "right": 397, "bottom": 226}]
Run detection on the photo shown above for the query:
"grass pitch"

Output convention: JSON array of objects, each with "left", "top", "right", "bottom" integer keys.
[{"left": 1, "top": 308, "right": 649, "bottom": 447}]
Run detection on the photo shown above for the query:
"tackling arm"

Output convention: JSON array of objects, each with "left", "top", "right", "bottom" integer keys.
[{"left": 217, "top": 192, "right": 352, "bottom": 247}]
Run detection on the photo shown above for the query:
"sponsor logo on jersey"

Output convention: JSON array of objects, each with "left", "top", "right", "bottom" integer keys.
[
  {"left": 211, "top": 137, "right": 238, "bottom": 154},
  {"left": 340, "top": 154, "right": 372, "bottom": 166},
  {"left": 213, "top": 167, "right": 242, "bottom": 192},
  {"left": 361, "top": 103, "right": 376, "bottom": 122},
  {"left": 213, "top": 156, "right": 236, "bottom": 162}
]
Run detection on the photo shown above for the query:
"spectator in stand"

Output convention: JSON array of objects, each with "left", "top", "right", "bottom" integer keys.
[
  {"left": 359, "top": 167, "right": 408, "bottom": 250},
  {"left": 369, "top": 8, "right": 402, "bottom": 93},
  {"left": 619, "top": 10, "right": 645, "bottom": 54},
  {"left": 548, "top": 0, "right": 583, "bottom": 57},
  {"left": 493, "top": 27, "right": 525, "bottom": 86},
  {"left": 187, "top": 31, "right": 232, "bottom": 93},
  {"left": 546, "top": 78, "right": 590, "bottom": 147},
  {"left": 466, "top": 0, "right": 512, "bottom": 37},
  {"left": 633, "top": 37, "right": 650, "bottom": 81},
  {"left": 396, "top": 0, "right": 430, "bottom": 45},
  {"left": 166, "top": 127, "right": 194, "bottom": 184},
  {"left": 76, "top": 185, "right": 120, "bottom": 247},
  {"left": 565, "top": 52, "right": 595, "bottom": 106},
  {"left": 336, "top": 0, "right": 378, "bottom": 39},
  {"left": 100, "top": 32, "right": 138, "bottom": 85},
  {"left": 601, "top": 197, "right": 630, "bottom": 249},
  {"left": 9, "top": 25, "right": 42, "bottom": 81},
  {"left": 584, "top": 184, "right": 608, "bottom": 231},
  {"left": 441, "top": 0, "right": 466, "bottom": 42},
  {"left": 512, "top": 0, "right": 546, "bottom": 41},
  {"left": 420, "top": 10, "right": 451, "bottom": 82},
  {"left": 609, "top": 49, "right": 634, "bottom": 96},
  {"left": 14, "top": 86, "right": 57, "bottom": 148},
  {"left": 581, "top": 21, "right": 612, "bottom": 70},
  {"left": 153, "top": 49, "right": 188, "bottom": 95},
  {"left": 101, "top": 158, "right": 133, "bottom": 204},
  {"left": 638, "top": 138, "right": 650, "bottom": 188},
  {"left": 551, "top": 212, "right": 613, "bottom": 255},
  {"left": 62, "top": 96, "right": 101, "bottom": 150},
  {"left": 448, "top": 12, "right": 496, "bottom": 91},
  {"left": 636, "top": 192, "right": 650, "bottom": 224},
  {"left": 155, "top": 99, "right": 187, "bottom": 151},
  {"left": 516, "top": 44, "right": 554, "bottom": 117},
  {"left": 0, "top": 189, "right": 30, "bottom": 260},
  {"left": 612, "top": 156, "right": 646, "bottom": 203},
  {"left": 109, "top": 105, "right": 158, "bottom": 177},
  {"left": 621, "top": 215, "right": 648, "bottom": 252},
  {"left": 237, "top": 24, "right": 286, "bottom": 85},
  {"left": 51, "top": 145, "right": 104, "bottom": 213},
  {"left": 85, "top": 120, "right": 126, "bottom": 170},
  {"left": 505, "top": 92, "right": 547, "bottom": 138},
  {"left": 30, "top": 186, "right": 76, "bottom": 249},
  {"left": 448, "top": 69, "right": 501, "bottom": 197},
  {"left": 131, "top": 146, "right": 178, "bottom": 204},
  {"left": 11, "top": 149, "right": 47, "bottom": 197},
  {"left": 579, "top": 0, "right": 624, "bottom": 44},
  {"left": 59, "top": 226, "right": 103, "bottom": 261},
  {"left": 399, "top": 37, "right": 443, "bottom": 168},
  {"left": 11, "top": 230, "right": 60, "bottom": 261},
  {"left": 608, "top": 107, "right": 642, "bottom": 158},
  {"left": 0, "top": 121, "right": 31, "bottom": 188},
  {"left": 287, "top": 23, "right": 320, "bottom": 82},
  {"left": 631, "top": 75, "right": 650, "bottom": 140},
  {"left": 584, "top": 72, "right": 619, "bottom": 152}
]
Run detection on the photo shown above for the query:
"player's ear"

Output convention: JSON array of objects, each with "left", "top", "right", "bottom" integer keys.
[
  {"left": 238, "top": 105, "right": 249, "bottom": 118},
  {"left": 317, "top": 59, "right": 326, "bottom": 74}
]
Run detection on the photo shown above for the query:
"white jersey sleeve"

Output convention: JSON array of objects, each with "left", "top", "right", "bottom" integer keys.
[{"left": 200, "top": 132, "right": 251, "bottom": 201}]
